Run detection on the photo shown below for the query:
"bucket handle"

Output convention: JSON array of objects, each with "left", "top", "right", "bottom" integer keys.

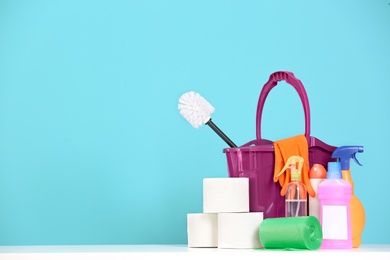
[{"left": 256, "top": 71, "right": 311, "bottom": 140}]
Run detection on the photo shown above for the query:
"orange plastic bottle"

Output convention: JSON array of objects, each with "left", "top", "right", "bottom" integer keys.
[{"left": 331, "top": 146, "right": 364, "bottom": 248}]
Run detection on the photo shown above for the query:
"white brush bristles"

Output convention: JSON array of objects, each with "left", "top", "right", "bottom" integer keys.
[{"left": 178, "top": 91, "right": 215, "bottom": 128}]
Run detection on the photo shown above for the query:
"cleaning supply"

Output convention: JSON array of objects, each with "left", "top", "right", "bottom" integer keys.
[
  {"left": 318, "top": 162, "right": 352, "bottom": 249},
  {"left": 308, "top": 164, "right": 327, "bottom": 220},
  {"left": 259, "top": 216, "right": 322, "bottom": 250},
  {"left": 187, "top": 213, "right": 218, "bottom": 248},
  {"left": 276, "top": 156, "right": 308, "bottom": 217},
  {"left": 178, "top": 91, "right": 237, "bottom": 148},
  {"left": 273, "top": 135, "right": 315, "bottom": 198},
  {"left": 203, "top": 178, "right": 249, "bottom": 213},
  {"left": 331, "top": 145, "right": 364, "bottom": 248},
  {"left": 218, "top": 212, "right": 264, "bottom": 249}
]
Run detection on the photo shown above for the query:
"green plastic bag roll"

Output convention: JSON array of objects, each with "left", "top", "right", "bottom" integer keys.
[{"left": 259, "top": 216, "right": 323, "bottom": 250}]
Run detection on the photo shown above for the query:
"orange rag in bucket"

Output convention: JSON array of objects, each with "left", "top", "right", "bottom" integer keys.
[{"left": 273, "top": 134, "right": 315, "bottom": 198}]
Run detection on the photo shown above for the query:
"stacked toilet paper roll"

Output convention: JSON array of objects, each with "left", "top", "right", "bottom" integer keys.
[
  {"left": 187, "top": 177, "right": 264, "bottom": 249},
  {"left": 187, "top": 213, "right": 218, "bottom": 248}
]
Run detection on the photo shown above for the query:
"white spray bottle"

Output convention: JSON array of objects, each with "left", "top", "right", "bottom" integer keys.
[
  {"left": 309, "top": 164, "right": 327, "bottom": 220},
  {"left": 276, "top": 156, "right": 308, "bottom": 217}
]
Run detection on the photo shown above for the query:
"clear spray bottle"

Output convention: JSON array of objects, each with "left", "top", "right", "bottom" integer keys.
[{"left": 276, "top": 156, "right": 308, "bottom": 217}]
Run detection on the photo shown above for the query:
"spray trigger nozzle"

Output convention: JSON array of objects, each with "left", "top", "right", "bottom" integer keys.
[
  {"left": 352, "top": 153, "right": 363, "bottom": 167},
  {"left": 332, "top": 145, "right": 364, "bottom": 170},
  {"left": 276, "top": 155, "right": 304, "bottom": 181}
]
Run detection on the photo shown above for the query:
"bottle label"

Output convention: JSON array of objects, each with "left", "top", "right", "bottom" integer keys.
[{"left": 322, "top": 205, "right": 348, "bottom": 240}]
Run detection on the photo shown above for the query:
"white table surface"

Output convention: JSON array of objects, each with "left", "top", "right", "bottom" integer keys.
[{"left": 0, "top": 244, "right": 389, "bottom": 260}]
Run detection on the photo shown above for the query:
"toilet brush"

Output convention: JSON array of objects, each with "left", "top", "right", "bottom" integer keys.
[{"left": 178, "top": 91, "right": 237, "bottom": 148}]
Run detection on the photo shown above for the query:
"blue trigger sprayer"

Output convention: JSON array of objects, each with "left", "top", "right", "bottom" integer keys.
[{"left": 331, "top": 145, "right": 364, "bottom": 248}]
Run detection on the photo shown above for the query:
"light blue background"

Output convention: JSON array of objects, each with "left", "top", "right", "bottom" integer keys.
[{"left": 0, "top": 0, "right": 389, "bottom": 245}]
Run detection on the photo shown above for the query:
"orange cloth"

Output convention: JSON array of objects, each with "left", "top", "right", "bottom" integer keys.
[{"left": 273, "top": 134, "right": 315, "bottom": 198}]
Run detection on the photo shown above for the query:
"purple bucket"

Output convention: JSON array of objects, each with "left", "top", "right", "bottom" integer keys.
[{"left": 223, "top": 71, "right": 336, "bottom": 219}]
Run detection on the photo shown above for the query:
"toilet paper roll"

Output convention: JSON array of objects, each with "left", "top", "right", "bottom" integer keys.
[
  {"left": 203, "top": 178, "right": 249, "bottom": 213},
  {"left": 218, "top": 212, "right": 264, "bottom": 249},
  {"left": 187, "top": 213, "right": 218, "bottom": 248},
  {"left": 259, "top": 216, "right": 323, "bottom": 250}
]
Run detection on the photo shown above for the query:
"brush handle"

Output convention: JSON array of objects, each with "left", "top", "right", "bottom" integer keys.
[{"left": 206, "top": 119, "right": 237, "bottom": 148}]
